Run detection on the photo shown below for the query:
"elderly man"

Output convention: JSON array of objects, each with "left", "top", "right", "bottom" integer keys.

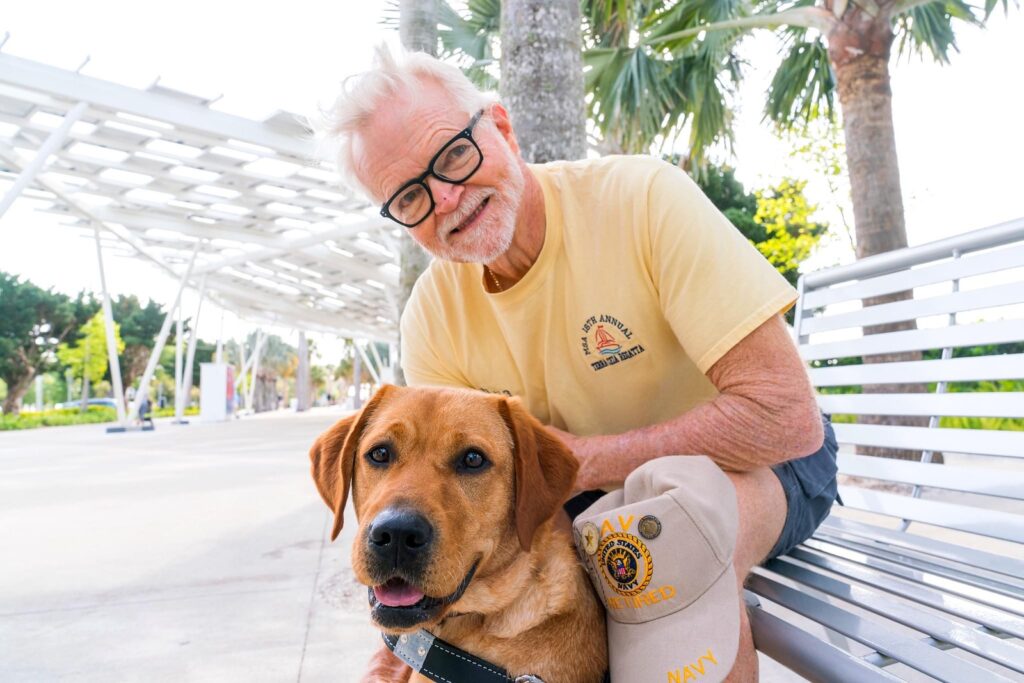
[{"left": 325, "top": 47, "right": 838, "bottom": 682}]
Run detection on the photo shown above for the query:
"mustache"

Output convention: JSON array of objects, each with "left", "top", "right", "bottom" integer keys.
[{"left": 439, "top": 188, "right": 493, "bottom": 234}]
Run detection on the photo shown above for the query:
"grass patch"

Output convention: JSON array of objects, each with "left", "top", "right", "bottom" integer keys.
[
  {"left": 152, "top": 406, "right": 199, "bottom": 418},
  {"left": 0, "top": 406, "right": 118, "bottom": 431}
]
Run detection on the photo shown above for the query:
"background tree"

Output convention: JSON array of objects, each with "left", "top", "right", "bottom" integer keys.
[
  {"left": 500, "top": 0, "right": 587, "bottom": 161},
  {"left": 113, "top": 295, "right": 165, "bottom": 389},
  {"left": 56, "top": 311, "right": 124, "bottom": 412},
  {"left": 393, "top": 0, "right": 441, "bottom": 387},
  {"left": 691, "top": 164, "right": 827, "bottom": 289},
  {"left": 0, "top": 272, "right": 98, "bottom": 415}
]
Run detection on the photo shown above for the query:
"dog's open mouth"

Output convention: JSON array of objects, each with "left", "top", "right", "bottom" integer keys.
[{"left": 368, "top": 560, "right": 479, "bottom": 629}]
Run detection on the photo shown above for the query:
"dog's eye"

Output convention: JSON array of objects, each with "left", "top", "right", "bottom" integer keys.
[
  {"left": 458, "top": 450, "right": 488, "bottom": 472},
  {"left": 366, "top": 446, "right": 391, "bottom": 466}
]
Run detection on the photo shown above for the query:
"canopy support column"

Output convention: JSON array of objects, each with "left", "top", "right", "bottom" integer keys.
[
  {"left": 93, "top": 220, "right": 127, "bottom": 426},
  {"left": 127, "top": 243, "right": 200, "bottom": 424},
  {"left": 296, "top": 331, "right": 310, "bottom": 412}
]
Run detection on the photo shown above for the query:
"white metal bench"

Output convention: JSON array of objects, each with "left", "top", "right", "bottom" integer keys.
[{"left": 746, "top": 219, "right": 1024, "bottom": 682}]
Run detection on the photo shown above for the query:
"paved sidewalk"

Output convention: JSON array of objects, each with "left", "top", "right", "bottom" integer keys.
[{"left": 0, "top": 409, "right": 378, "bottom": 683}]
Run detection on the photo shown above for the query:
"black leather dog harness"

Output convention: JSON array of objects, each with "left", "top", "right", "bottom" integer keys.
[{"left": 382, "top": 630, "right": 545, "bottom": 683}]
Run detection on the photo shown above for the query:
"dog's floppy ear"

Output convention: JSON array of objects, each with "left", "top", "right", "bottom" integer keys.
[
  {"left": 498, "top": 397, "right": 579, "bottom": 551},
  {"left": 309, "top": 384, "right": 396, "bottom": 541}
]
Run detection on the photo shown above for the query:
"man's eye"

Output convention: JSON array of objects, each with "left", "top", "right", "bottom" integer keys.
[
  {"left": 439, "top": 143, "right": 471, "bottom": 172},
  {"left": 398, "top": 186, "right": 424, "bottom": 208},
  {"left": 367, "top": 446, "right": 392, "bottom": 466},
  {"left": 458, "top": 450, "right": 489, "bottom": 472}
]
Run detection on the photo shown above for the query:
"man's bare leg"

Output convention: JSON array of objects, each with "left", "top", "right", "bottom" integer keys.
[{"left": 722, "top": 467, "right": 788, "bottom": 682}]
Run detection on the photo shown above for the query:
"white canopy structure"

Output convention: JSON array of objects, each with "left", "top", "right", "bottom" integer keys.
[{"left": 0, "top": 50, "right": 403, "bottom": 424}]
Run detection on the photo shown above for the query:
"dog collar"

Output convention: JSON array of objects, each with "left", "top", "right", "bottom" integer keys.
[{"left": 383, "top": 630, "right": 545, "bottom": 683}]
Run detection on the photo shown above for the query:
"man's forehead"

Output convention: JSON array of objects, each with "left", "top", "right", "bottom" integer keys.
[{"left": 353, "top": 81, "right": 473, "bottom": 198}]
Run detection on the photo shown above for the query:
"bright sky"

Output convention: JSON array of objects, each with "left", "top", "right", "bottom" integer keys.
[{"left": 1, "top": 1, "right": 1022, "bottom": 363}]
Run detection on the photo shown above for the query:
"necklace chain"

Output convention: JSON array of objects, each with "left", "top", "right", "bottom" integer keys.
[{"left": 485, "top": 266, "right": 503, "bottom": 292}]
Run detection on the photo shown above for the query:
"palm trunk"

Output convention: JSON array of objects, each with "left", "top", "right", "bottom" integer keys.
[
  {"left": 829, "top": 11, "right": 930, "bottom": 461},
  {"left": 500, "top": 0, "right": 587, "bottom": 162},
  {"left": 394, "top": 0, "right": 439, "bottom": 387}
]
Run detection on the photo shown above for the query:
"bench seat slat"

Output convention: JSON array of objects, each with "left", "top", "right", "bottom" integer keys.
[
  {"left": 805, "top": 537, "right": 1024, "bottom": 619},
  {"left": 802, "top": 281, "right": 1024, "bottom": 335},
  {"left": 818, "top": 517, "right": 1024, "bottom": 580},
  {"left": 836, "top": 486, "right": 1024, "bottom": 542},
  {"left": 807, "top": 534, "right": 1024, "bottom": 603},
  {"left": 833, "top": 423, "right": 1024, "bottom": 458},
  {"left": 766, "top": 556, "right": 1024, "bottom": 673},
  {"left": 837, "top": 453, "right": 1024, "bottom": 499},
  {"left": 815, "top": 523, "right": 1024, "bottom": 594},
  {"left": 802, "top": 322, "right": 1024, "bottom": 362},
  {"left": 746, "top": 597, "right": 904, "bottom": 682},
  {"left": 745, "top": 573, "right": 1018, "bottom": 682},
  {"left": 788, "top": 545, "right": 1024, "bottom": 639},
  {"left": 809, "top": 352, "right": 1024, "bottom": 385},
  {"left": 817, "top": 392, "right": 1024, "bottom": 418},
  {"left": 801, "top": 241, "right": 1024, "bottom": 309}
]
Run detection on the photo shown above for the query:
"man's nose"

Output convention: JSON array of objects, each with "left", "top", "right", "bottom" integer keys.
[{"left": 427, "top": 177, "right": 465, "bottom": 216}]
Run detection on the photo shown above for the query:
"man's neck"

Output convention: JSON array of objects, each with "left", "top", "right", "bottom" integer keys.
[{"left": 486, "top": 164, "right": 545, "bottom": 288}]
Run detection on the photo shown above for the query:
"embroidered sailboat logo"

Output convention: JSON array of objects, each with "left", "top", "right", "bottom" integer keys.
[{"left": 594, "top": 325, "right": 622, "bottom": 355}]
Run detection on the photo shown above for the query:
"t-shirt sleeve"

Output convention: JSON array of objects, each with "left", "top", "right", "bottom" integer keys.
[
  {"left": 644, "top": 163, "right": 797, "bottom": 373},
  {"left": 400, "top": 276, "right": 473, "bottom": 389}
]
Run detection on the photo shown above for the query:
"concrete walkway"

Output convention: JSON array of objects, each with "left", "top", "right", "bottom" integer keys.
[{"left": 0, "top": 409, "right": 378, "bottom": 682}]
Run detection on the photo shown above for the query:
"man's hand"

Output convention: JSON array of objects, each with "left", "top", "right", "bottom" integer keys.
[{"left": 546, "top": 425, "right": 606, "bottom": 493}]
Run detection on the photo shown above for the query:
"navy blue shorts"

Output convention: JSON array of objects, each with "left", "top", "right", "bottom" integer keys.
[
  {"left": 766, "top": 413, "right": 840, "bottom": 559},
  {"left": 563, "top": 415, "right": 840, "bottom": 559}
]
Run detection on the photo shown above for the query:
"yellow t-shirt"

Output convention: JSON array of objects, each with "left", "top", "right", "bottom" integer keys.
[{"left": 401, "top": 155, "right": 796, "bottom": 437}]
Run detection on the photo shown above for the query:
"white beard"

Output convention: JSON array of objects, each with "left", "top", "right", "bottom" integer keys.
[{"left": 432, "top": 161, "right": 525, "bottom": 264}]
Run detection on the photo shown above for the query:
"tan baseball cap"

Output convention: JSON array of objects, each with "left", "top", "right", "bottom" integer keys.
[{"left": 572, "top": 456, "right": 740, "bottom": 683}]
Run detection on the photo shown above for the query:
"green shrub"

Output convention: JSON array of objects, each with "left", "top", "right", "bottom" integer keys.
[{"left": 0, "top": 406, "right": 118, "bottom": 431}]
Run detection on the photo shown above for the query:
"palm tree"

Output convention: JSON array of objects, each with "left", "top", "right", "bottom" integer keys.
[
  {"left": 500, "top": 0, "right": 588, "bottom": 161},
  {"left": 394, "top": 0, "right": 440, "bottom": 386}
]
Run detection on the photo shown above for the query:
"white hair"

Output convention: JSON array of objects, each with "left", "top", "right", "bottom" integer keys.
[{"left": 316, "top": 44, "right": 495, "bottom": 200}]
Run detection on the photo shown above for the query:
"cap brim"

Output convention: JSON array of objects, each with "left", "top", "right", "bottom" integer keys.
[{"left": 606, "top": 564, "right": 740, "bottom": 683}]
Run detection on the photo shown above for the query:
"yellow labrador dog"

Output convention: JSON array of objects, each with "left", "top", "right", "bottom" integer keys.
[{"left": 309, "top": 384, "right": 607, "bottom": 682}]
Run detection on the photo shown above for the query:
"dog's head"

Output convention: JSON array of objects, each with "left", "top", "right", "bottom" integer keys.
[{"left": 309, "top": 384, "right": 578, "bottom": 632}]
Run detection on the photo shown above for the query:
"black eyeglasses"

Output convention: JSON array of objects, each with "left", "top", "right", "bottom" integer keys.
[{"left": 380, "top": 109, "right": 485, "bottom": 228}]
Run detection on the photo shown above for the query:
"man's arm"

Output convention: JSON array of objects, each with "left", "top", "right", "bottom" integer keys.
[{"left": 555, "top": 314, "right": 824, "bottom": 490}]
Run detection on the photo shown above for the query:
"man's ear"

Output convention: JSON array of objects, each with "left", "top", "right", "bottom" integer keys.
[
  {"left": 488, "top": 102, "right": 521, "bottom": 156},
  {"left": 309, "top": 384, "right": 396, "bottom": 541},
  {"left": 498, "top": 397, "right": 579, "bottom": 551}
]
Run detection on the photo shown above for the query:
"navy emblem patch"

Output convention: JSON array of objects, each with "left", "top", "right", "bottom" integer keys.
[{"left": 597, "top": 532, "right": 653, "bottom": 596}]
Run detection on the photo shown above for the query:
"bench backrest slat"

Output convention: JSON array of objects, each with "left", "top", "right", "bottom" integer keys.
[
  {"left": 801, "top": 321, "right": 1024, "bottom": 362},
  {"left": 818, "top": 392, "right": 1024, "bottom": 418},
  {"left": 833, "top": 423, "right": 1024, "bottom": 459},
  {"left": 838, "top": 454, "right": 1024, "bottom": 499},
  {"left": 802, "top": 281, "right": 1024, "bottom": 335},
  {"left": 809, "top": 352, "right": 1024, "bottom": 386}
]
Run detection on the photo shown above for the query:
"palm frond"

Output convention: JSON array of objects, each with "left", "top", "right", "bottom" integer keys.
[
  {"left": 893, "top": 1, "right": 985, "bottom": 63},
  {"left": 765, "top": 36, "right": 835, "bottom": 129}
]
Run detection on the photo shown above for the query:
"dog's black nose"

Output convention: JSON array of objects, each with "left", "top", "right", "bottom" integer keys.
[{"left": 367, "top": 509, "right": 434, "bottom": 566}]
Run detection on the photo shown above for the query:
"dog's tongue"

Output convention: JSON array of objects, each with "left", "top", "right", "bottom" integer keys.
[{"left": 374, "top": 579, "right": 425, "bottom": 607}]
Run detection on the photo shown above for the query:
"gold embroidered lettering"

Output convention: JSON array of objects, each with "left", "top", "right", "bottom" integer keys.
[
  {"left": 617, "top": 514, "right": 634, "bottom": 532},
  {"left": 667, "top": 671, "right": 681, "bottom": 683},
  {"left": 682, "top": 666, "right": 696, "bottom": 682},
  {"left": 703, "top": 649, "right": 717, "bottom": 666}
]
